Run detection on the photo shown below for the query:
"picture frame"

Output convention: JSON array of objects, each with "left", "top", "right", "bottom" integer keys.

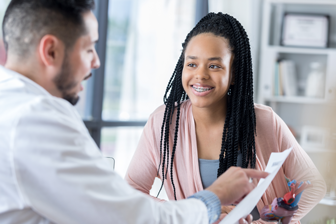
[
  {"left": 300, "top": 126, "right": 329, "bottom": 149},
  {"left": 281, "top": 13, "right": 330, "bottom": 48}
]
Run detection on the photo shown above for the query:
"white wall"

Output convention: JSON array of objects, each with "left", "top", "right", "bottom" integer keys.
[{"left": 208, "top": 0, "right": 263, "bottom": 98}]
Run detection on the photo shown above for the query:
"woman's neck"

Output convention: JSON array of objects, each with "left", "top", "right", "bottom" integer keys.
[{"left": 192, "top": 100, "right": 227, "bottom": 128}]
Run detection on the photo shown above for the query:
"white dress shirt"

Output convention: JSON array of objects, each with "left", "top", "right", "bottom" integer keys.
[{"left": 0, "top": 66, "right": 210, "bottom": 224}]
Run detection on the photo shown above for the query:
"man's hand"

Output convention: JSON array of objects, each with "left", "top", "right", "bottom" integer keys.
[
  {"left": 206, "top": 167, "right": 268, "bottom": 205},
  {"left": 215, "top": 213, "right": 253, "bottom": 224},
  {"left": 239, "top": 214, "right": 253, "bottom": 224},
  {"left": 221, "top": 205, "right": 235, "bottom": 215}
]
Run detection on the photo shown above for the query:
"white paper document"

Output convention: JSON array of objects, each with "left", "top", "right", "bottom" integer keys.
[{"left": 220, "top": 148, "right": 293, "bottom": 224}]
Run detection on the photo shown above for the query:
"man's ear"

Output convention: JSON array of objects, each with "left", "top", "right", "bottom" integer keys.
[{"left": 38, "top": 35, "right": 64, "bottom": 69}]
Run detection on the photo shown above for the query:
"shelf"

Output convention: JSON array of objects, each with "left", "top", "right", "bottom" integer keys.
[
  {"left": 304, "top": 148, "right": 336, "bottom": 153},
  {"left": 264, "top": 96, "right": 328, "bottom": 104},
  {"left": 319, "top": 198, "right": 336, "bottom": 206},
  {"left": 268, "top": 46, "right": 336, "bottom": 55},
  {"left": 268, "top": 0, "right": 336, "bottom": 6}
]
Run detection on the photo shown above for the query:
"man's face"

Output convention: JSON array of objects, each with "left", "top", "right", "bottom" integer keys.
[{"left": 54, "top": 11, "right": 100, "bottom": 105}]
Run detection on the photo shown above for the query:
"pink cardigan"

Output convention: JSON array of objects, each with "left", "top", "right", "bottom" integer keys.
[{"left": 126, "top": 100, "right": 326, "bottom": 223}]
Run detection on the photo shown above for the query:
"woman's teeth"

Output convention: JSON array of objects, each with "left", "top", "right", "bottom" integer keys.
[{"left": 192, "top": 86, "right": 213, "bottom": 92}]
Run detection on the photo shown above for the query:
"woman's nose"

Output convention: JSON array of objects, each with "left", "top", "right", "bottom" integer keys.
[{"left": 195, "top": 65, "right": 210, "bottom": 80}]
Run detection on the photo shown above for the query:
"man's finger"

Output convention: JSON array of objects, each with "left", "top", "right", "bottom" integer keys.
[
  {"left": 247, "top": 182, "right": 255, "bottom": 193},
  {"left": 246, "top": 214, "right": 253, "bottom": 223},
  {"left": 238, "top": 218, "right": 248, "bottom": 224},
  {"left": 249, "top": 181, "right": 257, "bottom": 190},
  {"left": 244, "top": 169, "right": 269, "bottom": 179}
]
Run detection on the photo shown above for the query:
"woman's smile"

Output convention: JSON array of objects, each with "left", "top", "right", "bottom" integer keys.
[{"left": 191, "top": 84, "right": 215, "bottom": 96}]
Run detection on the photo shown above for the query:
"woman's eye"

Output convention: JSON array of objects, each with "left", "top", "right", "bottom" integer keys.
[
  {"left": 210, "top": 65, "right": 221, "bottom": 69},
  {"left": 88, "top": 49, "right": 94, "bottom": 53},
  {"left": 187, "top": 63, "right": 196, "bottom": 68}
]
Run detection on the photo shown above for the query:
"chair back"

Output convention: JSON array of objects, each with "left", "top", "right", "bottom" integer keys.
[{"left": 104, "top": 157, "right": 115, "bottom": 171}]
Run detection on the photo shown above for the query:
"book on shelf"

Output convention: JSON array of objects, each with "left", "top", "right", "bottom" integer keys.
[
  {"left": 273, "top": 60, "right": 298, "bottom": 97},
  {"left": 273, "top": 61, "right": 278, "bottom": 96},
  {"left": 278, "top": 61, "right": 284, "bottom": 96}
]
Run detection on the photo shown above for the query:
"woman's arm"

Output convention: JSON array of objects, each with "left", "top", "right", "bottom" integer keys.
[
  {"left": 125, "top": 114, "right": 166, "bottom": 202},
  {"left": 275, "top": 112, "right": 327, "bottom": 223}
]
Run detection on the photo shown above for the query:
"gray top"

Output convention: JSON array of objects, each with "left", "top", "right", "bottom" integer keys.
[{"left": 199, "top": 152, "right": 260, "bottom": 220}]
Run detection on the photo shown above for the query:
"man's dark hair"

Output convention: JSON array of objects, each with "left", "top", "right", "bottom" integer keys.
[
  {"left": 2, "top": 0, "right": 95, "bottom": 58},
  {"left": 157, "top": 12, "right": 257, "bottom": 200}
]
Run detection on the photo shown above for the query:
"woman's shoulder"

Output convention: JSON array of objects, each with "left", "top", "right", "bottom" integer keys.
[
  {"left": 150, "top": 104, "right": 166, "bottom": 118},
  {"left": 254, "top": 103, "right": 278, "bottom": 127},
  {"left": 254, "top": 103, "right": 273, "bottom": 113},
  {"left": 254, "top": 103, "right": 288, "bottom": 135},
  {"left": 254, "top": 103, "right": 276, "bottom": 119}
]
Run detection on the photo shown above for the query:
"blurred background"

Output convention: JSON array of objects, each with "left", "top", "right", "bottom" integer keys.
[{"left": 0, "top": 0, "right": 335, "bottom": 222}]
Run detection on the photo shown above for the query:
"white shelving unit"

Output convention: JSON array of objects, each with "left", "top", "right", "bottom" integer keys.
[
  {"left": 264, "top": 96, "right": 329, "bottom": 104},
  {"left": 304, "top": 147, "right": 336, "bottom": 153},
  {"left": 319, "top": 198, "right": 336, "bottom": 206},
  {"left": 258, "top": 0, "right": 336, "bottom": 105},
  {"left": 269, "top": 46, "right": 336, "bottom": 55},
  {"left": 258, "top": 0, "right": 336, "bottom": 146},
  {"left": 258, "top": 0, "right": 336, "bottom": 223}
]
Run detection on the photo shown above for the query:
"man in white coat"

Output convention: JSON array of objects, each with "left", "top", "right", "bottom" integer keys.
[{"left": 0, "top": 0, "right": 267, "bottom": 223}]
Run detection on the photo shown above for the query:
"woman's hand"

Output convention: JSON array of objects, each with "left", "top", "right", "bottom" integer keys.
[{"left": 213, "top": 206, "right": 252, "bottom": 224}]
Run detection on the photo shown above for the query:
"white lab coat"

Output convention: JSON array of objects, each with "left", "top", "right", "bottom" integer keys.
[{"left": 0, "top": 66, "right": 209, "bottom": 224}]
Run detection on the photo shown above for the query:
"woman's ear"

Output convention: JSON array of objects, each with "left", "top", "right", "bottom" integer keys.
[
  {"left": 230, "top": 71, "right": 235, "bottom": 85},
  {"left": 229, "top": 54, "right": 235, "bottom": 85}
]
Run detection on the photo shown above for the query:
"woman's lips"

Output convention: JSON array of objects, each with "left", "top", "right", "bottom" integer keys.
[{"left": 191, "top": 85, "right": 214, "bottom": 96}]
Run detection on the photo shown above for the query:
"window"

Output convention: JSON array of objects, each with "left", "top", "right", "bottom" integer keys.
[
  {"left": 87, "top": 0, "right": 196, "bottom": 180},
  {"left": 89, "top": 0, "right": 197, "bottom": 200},
  {"left": 0, "top": 1, "right": 11, "bottom": 66}
]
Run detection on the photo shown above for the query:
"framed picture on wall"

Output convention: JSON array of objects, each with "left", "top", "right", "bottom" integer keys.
[
  {"left": 281, "top": 13, "right": 329, "bottom": 48},
  {"left": 300, "top": 126, "right": 329, "bottom": 149}
]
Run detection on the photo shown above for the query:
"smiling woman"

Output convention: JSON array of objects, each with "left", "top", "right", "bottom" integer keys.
[
  {"left": 182, "top": 33, "right": 233, "bottom": 109},
  {"left": 125, "top": 12, "right": 326, "bottom": 223}
]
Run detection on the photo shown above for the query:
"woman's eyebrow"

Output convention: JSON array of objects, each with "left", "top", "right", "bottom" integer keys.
[
  {"left": 208, "top": 57, "right": 222, "bottom": 61},
  {"left": 186, "top": 56, "right": 198, "bottom": 60},
  {"left": 186, "top": 56, "right": 223, "bottom": 61}
]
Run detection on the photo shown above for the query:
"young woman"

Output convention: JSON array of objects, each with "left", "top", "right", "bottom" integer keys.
[{"left": 126, "top": 13, "right": 326, "bottom": 223}]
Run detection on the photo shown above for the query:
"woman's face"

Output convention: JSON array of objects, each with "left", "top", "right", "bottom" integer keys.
[{"left": 182, "top": 33, "right": 234, "bottom": 109}]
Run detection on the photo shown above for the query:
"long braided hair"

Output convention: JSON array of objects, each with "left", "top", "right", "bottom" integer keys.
[{"left": 157, "top": 12, "right": 256, "bottom": 200}]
